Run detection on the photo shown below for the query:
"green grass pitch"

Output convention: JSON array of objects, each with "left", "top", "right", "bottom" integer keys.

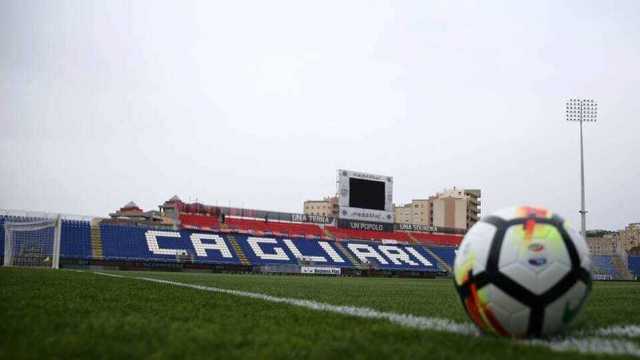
[{"left": 1, "top": 268, "right": 638, "bottom": 359}]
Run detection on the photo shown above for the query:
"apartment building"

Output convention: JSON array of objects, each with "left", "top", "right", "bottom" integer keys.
[
  {"left": 303, "top": 196, "right": 339, "bottom": 218},
  {"left": 394, "top": 188, "right": 481, "bottom": 230}
]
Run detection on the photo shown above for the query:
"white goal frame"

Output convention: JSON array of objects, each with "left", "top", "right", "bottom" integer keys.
[{"left": 3, "top": 216, "right": 62, "bottom": 269}]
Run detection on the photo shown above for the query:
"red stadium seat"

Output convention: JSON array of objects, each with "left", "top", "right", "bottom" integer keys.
[
  {"left": 222, "top": 218, "right": 325, "bottom": 238},
  {"left": 324, "top": 225, "right": 462, "bottom": 246},
  {"left": 409, "top": 231, "right": 463, "bottom": 246},
  {"left": 179, "top": 213, "right": 462, "bottom": 246},
  {"left": 179, "top": 214, "right": 220, "bottom": 229}
]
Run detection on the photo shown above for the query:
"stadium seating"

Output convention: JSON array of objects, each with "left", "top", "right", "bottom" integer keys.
[
  {"left": 428, "top": 245, "right": 457, "bottom": 268},
  {"left": 99, "top": 224, "right": 345, "bottom": 267},
  {"left": 325, "top": 225, "right": 462, "bottom": 246},
  {"left": 340, "top": 240, "right": 438, "bottom": 271},
  {"left": 179, "top": 214, "right": 219, "bottom": 229},
  {"left": 629, "top": 256, "right": 640, "bottom": 278},
  {"left": 0, "top": 217, "right": 4, "bottom": 257},
  {"left": 591, "top": 255, "right": 619, "bottom": 279},
  {"left": 94, "top": 224, "right": 441, "bottom": 271},
  {"left": 224, "top": 218, "right": 325, "bottom": 238},
  {"left": 1, "top": 214, "right": 447, "bottom": 273},
  {"left": 409, "top": 232, "right": 463, "bottom": 246},
  {"left": 60, "top": 220, "right": 92, "bottom": 259},
  {"left": 100, "top": 224, "right": 242, "bottom": 264},
  {"left": 325, "top": 226, "right": 412, "bottom": 242},
  {"left": 233, "top": 235, "right": 353, "bottom": 267}
]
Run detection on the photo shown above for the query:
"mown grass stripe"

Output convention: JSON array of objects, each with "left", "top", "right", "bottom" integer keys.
[{"left": 92, "top": 271, "right": 640, "bottom": 358}]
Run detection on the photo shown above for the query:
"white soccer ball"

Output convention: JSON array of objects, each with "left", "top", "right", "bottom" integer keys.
[{"left": 453, "top": 206, "right": 592, "bottom": 338}]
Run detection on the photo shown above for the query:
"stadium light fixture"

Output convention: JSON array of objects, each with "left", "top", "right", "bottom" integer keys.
[{"left": 565, "top": 98, "right": 598, "bottom": 238}]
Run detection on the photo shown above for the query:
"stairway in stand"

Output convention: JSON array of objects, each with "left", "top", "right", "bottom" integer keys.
[
  {"left": 406, "top": 233, "right": 451, "bottom": 273},
  {"left": 220, "top": 223, "right": 250, "bottom": 266},
  {"left": 425, "top": 247, "right": 452, "bottom": 273},
  {"left": 334, "top": 241, "right": 366, "bottom": 269},
  {"left": 90, "top": 218, "right": 104, "bottom": 260},
  {"left": 405, "top": 232, "right": 418, "bottom": 244},
  {"left": 322, "top": 226, "right": 335, "bottom": 240}
]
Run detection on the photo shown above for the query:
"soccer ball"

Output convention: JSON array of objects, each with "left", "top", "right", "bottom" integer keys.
[{"left": 453, "top": 206, "right": 592, "bottom": 338}]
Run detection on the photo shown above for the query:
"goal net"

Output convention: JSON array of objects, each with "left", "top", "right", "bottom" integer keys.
[{"left": 3, "top": 217, "right": 61, "bottom": 269}]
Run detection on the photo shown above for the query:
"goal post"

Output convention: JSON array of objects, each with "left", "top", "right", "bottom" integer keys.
[{"left": 3, "top": 216, "right": 62, "bottom": 269}]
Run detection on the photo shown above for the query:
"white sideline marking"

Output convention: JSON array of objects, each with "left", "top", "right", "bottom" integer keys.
[
  {"left": 528, "top": 337, "right": 640, "bottom": 357},
  {"left": 92, "top": 272, "right": 640, "bottom": 358},
  {"left": 93, "top": 271, "right": 476, "bottom": 335},
  {"left": 591, "top": 325, "right": 640, "bottom": 338}
]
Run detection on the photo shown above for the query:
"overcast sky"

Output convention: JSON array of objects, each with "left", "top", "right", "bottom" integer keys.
[{"left": 1, "top": 1, "right": 639, "bottom": 230}]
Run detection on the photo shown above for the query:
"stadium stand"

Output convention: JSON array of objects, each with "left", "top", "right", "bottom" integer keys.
[
  {"left": 224, "top": 218, "right": 325, "bottom": 238},
  {"left": 325, "top": 226, "right": 412, "bottom": 243},
  {"left": 12, "top": 208, "right": 640, "bottom": 281},
  {"left": 234, "top": 235, "right": 353, "bottom": 267},
  {"left": 629, "top": 256, "right": 640, "bottom": 278},
  {"left": 100, "top": 224, "right": 240, "bottom": 264},
  {"left": 427, "top": 245, "right": 457, "bottom": 268},
  {"left": 591, "top": 255, "right": 619, "bottom": 279},
  {"left": 95, "top": 223, "right": 441, "bottom": 272},
  {"left": 0, "top": 217, "right": 4, "bottom": 258},
  {"left": 1, "top": 212, "right": 454, "bottom": 275},
  {"left": 408, "top": 231, "right": 463, "bottom": 247},
  {"left": 60, "top": 220, "right": 92, "bottom": 260},
  {"left": 179, "top": 213, "right": 219, "bottom": 229},
  {"left": 261, "top": 221, "right": 324, "bottom": 238},
  {"left": 341, "top": 240, "right": 438, "bottom": 272}
]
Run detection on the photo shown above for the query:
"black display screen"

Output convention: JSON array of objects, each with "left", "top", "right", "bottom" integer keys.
[{"left": 349, "top": 178, "right": 386, "bottom": 210}]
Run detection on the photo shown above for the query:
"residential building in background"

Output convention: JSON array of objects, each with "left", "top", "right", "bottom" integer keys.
[
  {"left": 394, "top": 199, "right": 431, "bottom": 225},
  {"left": 431, "top": 188, "right": 481, "bottom": 230},
  {"left": 586, "top": 233, "right": 619, "bottom": 255},
  {"left": 303, "top": 196, "right": 339, "bottom": 218},
  {"left": 620, "top": 223, "right": 640, "bottom": 254},
  {"left": 584, "top": 224, "right": 640, "bottom": 256},
  {"left": 394, "top": 188, "right": 481, "bottom": 231}
]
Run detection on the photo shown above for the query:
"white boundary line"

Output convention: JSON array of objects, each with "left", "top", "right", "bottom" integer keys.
[
  {"left": 92, "top": 271, "right": 640, "bottom": 358},
  {"left": 94, "top": 271, "right": 476, "bottom": 335},
  {"left": 588, "top": 325, "right": 640, "bottom": 339}
]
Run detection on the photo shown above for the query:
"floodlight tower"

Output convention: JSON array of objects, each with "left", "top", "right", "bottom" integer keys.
[{"left": 566, "top": 98, "right": 598, "bottom": 238}]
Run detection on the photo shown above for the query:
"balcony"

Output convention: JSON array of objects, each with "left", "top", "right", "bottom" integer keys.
[{"left": 468, "top": 198, "right": 481, "bottom": 207}]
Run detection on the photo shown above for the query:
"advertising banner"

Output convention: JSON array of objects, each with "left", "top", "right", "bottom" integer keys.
[{"left": 338, "top": 219, "right": 394, "bottom": 232}]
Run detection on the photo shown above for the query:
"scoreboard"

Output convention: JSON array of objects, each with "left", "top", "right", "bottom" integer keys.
[{"left": 337, "top": 169, "right": 393, "bottom": 225}]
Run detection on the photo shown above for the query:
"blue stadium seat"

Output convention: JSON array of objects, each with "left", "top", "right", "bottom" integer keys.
[
  {"left": 0, "top": 217, "right": 4, "bottom": 257},
  {"left": 427, "top": 246, "right": 457, "bottom": 268},
  {"left": 100, "top": 225, "right": 243, "bottom": 264},
  {"left": 233, "top": 235, "right": 353, "bottom": 267},
  {"left": 341, "top": 240, "right": 439, "bottom": 272},
  {"left": 591, "top": 255, "right": 619, "bottom": 279},
  {"left": 3, "top": 218, "right": 444, "bottom": 273},
  {"left": 629, "top": 256, "right": 640, "bottom": 278},
  {"left": 97, "top": 225, "right": 440, "bottom": 271},
  {"left": 60, "top": 220, "right": 91, "bottom": 259}
]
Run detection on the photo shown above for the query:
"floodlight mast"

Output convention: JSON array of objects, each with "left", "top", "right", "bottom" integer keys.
[{"left": 565, "top": 98, "right": 598, "bottom": 238}]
